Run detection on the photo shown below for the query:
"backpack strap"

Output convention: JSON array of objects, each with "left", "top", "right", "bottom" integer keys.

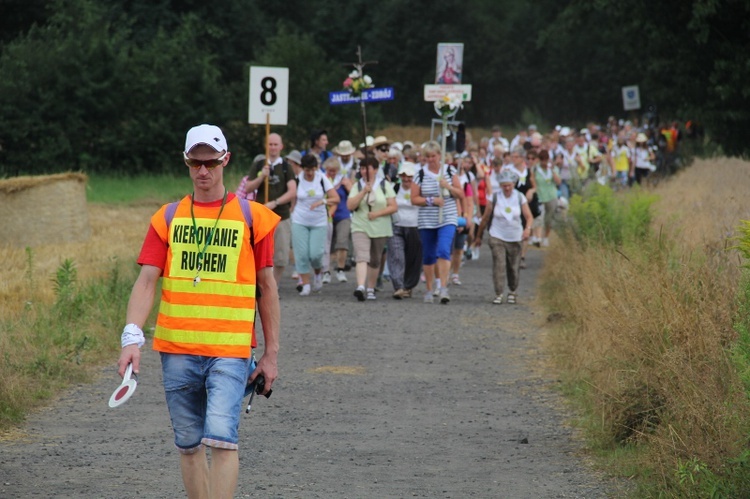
[
  {"left": 238, "top": 197, "right": 255, "bottom": 249},
  {"left": 490, "top": 193, "right": 497, "bottom": 232},
  {"left": 164, "top": 201, "right": 179, "bottom": 227},
  {"left": 296, "top": 174, "right": 327, "bottom": 195}
]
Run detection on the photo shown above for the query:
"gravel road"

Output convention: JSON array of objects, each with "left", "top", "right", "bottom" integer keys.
[{"left": 0, "top": 245, "right": 621, "bottom": 498}]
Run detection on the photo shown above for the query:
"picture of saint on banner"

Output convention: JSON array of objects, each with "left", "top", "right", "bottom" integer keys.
[{"left": 435, "top": 43, "right": 463, "bottom": 84}]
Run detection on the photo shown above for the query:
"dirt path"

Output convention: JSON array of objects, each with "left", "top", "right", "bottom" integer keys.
[{"left": 0, "top": 246, "right": 619, "bottom": 498}]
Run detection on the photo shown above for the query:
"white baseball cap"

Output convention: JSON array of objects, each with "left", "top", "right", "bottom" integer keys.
[
  {"left": 398, "top": 162, "right": 416, "bottom": 177},
  {"left": 184, "top": 124, "right": 228, "bottom": 153}
]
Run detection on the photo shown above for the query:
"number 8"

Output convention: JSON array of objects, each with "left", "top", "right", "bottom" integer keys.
[{"left": 260, "top": 77, "right": 277, "bottom": 106}]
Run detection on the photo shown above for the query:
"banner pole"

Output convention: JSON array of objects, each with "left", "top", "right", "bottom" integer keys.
[{"left": 438, "top": 114, "right": 447, "bottom": 224}]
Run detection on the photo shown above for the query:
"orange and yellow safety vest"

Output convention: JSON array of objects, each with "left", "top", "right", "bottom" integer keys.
[{"left": 149, "top": 196, "right": 279, "bottom": 358}]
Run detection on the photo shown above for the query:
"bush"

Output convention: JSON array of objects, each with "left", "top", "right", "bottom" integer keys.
[{"left": 566, "top": 183, "right": 656, "bottom": 248}]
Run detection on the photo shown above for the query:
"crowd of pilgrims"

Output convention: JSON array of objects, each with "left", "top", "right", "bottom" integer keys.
[{"left": 235, "top": 118, "right": 678, "bottom": 305}]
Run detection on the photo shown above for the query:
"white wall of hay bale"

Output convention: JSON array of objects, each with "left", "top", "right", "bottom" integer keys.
[{"left": 0, "top": 173, "right": 91, "bottom": 247}]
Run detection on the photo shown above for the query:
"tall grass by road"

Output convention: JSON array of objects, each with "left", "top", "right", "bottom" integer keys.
[{"left": 540, "top": 158, "right": 750, "bottom": 496}]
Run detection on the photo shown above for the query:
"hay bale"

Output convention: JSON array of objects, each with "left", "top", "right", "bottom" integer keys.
[{"left": 0, "top": 173, "right": 91, "bottom": 247}]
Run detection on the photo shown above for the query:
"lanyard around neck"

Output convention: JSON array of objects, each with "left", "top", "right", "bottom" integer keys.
[{"left": 189, "top": 189, "right": 227, "bottom": 285}]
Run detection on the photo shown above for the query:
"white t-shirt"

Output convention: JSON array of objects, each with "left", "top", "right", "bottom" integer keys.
[
  {"left": 291, "top": 171, "right": 334, "bottom": 227},
  {"left": 394, "top": 184, "right": 418, "bottom": 228},
  {"left": 634, "top": 147, "right": 655, "bottom": 170},
  {"left": 338, "top": 157, "right": 355, "bottom": 177},
  {"left": 489, "top": 190, "right": 527, "bottom": 242}
]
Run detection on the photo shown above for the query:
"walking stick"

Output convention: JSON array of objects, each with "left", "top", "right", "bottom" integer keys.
[{"left": 264, "top": 113, "right": 270, "bottom": 204}]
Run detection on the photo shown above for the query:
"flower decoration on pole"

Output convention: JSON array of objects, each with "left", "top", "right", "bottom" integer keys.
[
  {"left": 434, "top": 93, "right": 463, "bottom": 119},
  {"left": 343, "top": 70, "right": 374, "bottom": 98}
]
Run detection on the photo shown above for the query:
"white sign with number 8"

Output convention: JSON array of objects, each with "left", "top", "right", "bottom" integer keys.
[{"left": 249, "top": 66, "right": 289, "bottom": 125}]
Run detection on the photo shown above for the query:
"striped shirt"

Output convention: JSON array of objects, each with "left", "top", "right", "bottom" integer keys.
[{"left": 415, "top": 165, "right": 458, "bottom": 229}]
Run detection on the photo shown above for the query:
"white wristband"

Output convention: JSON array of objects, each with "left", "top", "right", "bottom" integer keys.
[{"left": 121, "top": 323, "right": 145, "bottom": 348}]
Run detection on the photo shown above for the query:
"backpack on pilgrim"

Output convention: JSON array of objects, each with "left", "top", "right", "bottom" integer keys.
[
  {"left": 416, "top": 164, "right": 456, "bottom": 195},
  {"left": 489, "top": 190, "right": 527, "bottom": 231}
]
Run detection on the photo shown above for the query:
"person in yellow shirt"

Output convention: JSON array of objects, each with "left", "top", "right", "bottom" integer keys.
[{"left": 610, "top": 132, "right": 633, "bottom": 187}]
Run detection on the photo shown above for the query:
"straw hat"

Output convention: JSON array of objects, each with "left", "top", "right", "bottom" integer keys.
[
  {"left": 371, "top": 136, "right": 391, "bottom": 148},
  {"left": 333, "top": 140, "right": 356, "bottom": 156}
]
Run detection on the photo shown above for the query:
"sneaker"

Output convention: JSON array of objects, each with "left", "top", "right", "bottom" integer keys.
[
  {"left": 451, "top": 274, "right": 462, "bottom": 286},
  {"left": 296, "top": 278, "right": 303, "bottom": 292},
  {"left": 507, "top": 292, "right": 517, "bottom": 304},
  {"left": 541, "top": 238, "right": 549, "bottom": 247},
  {"left": 493, "top": 295, "right": 504, "bottom": 305},
  {"left": 322, "top": 272, "right": 331, "bottom": 284},
  {"left": 353, "top": 286, "right": 365, "bottom": 302},
  {"left": 375, "top": 278, "right": 383, "bottom": 292},
  {"left": 472, "top": 247, "right": 480, "bottom": 260},
  {"left": 312, "top": 274, "right": 323, "bottom": 292},
  {"left": 336, "top": 270, "right": 348, "bottom": 283},
  {"left": 393, "top": 289, "right": 406, "bottom": 300},
  {"left": 366, "top": 288, "right": 377, "bottom": 300},
  {"left": 439, "top": 287, "right": 451, "bottom": 304},
  {"left": 433, "top": 279, "right": 441, "bottom": 296},
  {"left": 299, "top": 284, "right": 311, "bottom": 296},
  {"left": 520, "top": 257, "right": 527, "bottom": 269},
  {"left": 423, "top": 291, "right": 434, "bottom": 304}
]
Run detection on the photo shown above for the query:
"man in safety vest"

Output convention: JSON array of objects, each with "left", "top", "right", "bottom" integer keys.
[{"left": 117, "top": 124, "right": 280, "bottom": 498}]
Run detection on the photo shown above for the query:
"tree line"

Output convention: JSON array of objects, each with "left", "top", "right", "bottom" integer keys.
[{"left": 0, "top": 0, "right": 747, "bottom": 176}]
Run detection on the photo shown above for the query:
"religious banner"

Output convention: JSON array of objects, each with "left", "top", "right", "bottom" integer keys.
[{"left": 435, "top": 43, "right": 463, "bottom": 84}]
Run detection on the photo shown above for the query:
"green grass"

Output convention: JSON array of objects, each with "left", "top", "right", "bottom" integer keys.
[{"left": 0, "top": 257, "right": 140, "bottom": 429}]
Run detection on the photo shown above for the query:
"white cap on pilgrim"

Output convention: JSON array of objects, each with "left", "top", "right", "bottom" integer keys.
[{"left": 184, "top": 124, "right": 228, "bottom": 153}]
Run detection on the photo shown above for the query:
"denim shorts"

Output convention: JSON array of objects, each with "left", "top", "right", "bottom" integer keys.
[{"left": 161, "top": 353, "right": 253, "bottom": 453}]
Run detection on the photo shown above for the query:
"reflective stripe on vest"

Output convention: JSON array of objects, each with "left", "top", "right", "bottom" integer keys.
[{"left": 152, "top": 196, "right": 257, "bottom": 358}]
